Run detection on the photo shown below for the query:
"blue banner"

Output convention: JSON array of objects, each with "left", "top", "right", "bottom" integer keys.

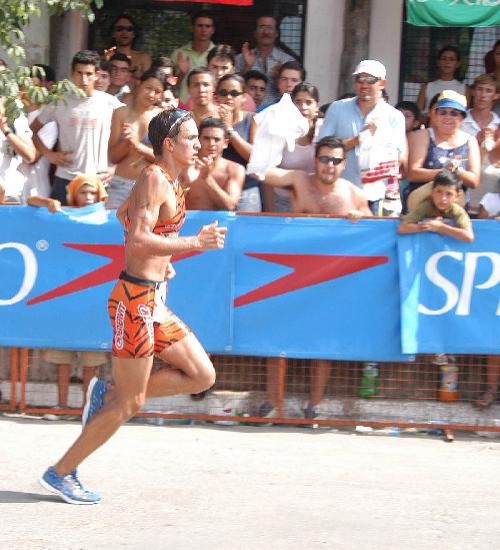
[
  {"left": 0, "top": 205, "right": 498, "bottom": 359},
  {"left": 398, "top": 222, "right": 499, "bottom": 354}
]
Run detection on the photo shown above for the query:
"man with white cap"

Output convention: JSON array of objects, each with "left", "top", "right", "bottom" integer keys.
[{"left": 319, "top": 59, "right": 407, "bottom": 214}]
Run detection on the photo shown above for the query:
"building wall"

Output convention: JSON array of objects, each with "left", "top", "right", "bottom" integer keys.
[
  {"left": 368, "top": 0, "right": 404, "bottom": 104},
  {"left": 304, "top": 0, "right": 404, "bottom": 104},
  {"left": 0, "top": 4, "right": 51, "bottom": 67},
  {"left": 303, "top": 0, "right": 346, "bottom": 103}
]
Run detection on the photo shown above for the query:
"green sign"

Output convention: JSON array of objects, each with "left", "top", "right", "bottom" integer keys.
[{"left": 406, "top": 0, "right": 500, "bottom": 27}]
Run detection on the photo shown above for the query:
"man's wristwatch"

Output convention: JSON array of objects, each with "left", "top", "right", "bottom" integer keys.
[
  {"left": 227, "top": 128, "right": 235, "bottom": 136},
  {"left": 3, "top": 127, "right": 12, "bottom": 137}
]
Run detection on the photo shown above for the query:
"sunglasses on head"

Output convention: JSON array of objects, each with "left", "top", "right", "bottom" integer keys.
[
  {"left": 114, "top": 25, "right": 134, "bottom": 32},
  {"left": 436, "top": 108, "right": 461, "bottom": 117},
  {"left": 217, "top": 89, "right": 243, "bottom": 97},
  {"left": 355, "top": 75, "right": 380, "bottom": 84},
  {"left": 317, "top": 155, "right": 344, "bottom": 165}
]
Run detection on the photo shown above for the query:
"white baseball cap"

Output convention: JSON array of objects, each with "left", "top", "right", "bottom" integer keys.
[{"left": 353, "top": 60, "right": 386, "bottom": 79}]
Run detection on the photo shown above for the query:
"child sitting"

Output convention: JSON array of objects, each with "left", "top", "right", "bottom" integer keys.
[{"left": 398, "top": 169, "right": 474, "bottom": 243}]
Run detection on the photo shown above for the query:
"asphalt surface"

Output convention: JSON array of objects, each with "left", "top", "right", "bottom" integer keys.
[{"left": 1, "top": 414, "right": 499, "bottom": 550}]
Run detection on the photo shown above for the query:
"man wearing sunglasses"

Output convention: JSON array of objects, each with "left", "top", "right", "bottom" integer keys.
[
  {"left": 319, "top": 60, "right": 406, "bottom": 215},
  {"left": 261, "top": 136, "right": 370, "bottom": 217},
  {"left": 106, "top": 14, "right": 152, "bottom": 81},
  {"left": 258, "top": 135, "right": 370, "bottom": 419}
]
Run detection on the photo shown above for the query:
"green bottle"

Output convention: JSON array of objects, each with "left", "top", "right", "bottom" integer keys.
[{"left": 359, "top": 362, "right": 379, "bottom": 398}]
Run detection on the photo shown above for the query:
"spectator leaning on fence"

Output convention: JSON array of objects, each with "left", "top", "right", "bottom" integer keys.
[
  {"left": 258, "top": 136, "right": 371, "bottom": 421},
  {"left": 398, "top": 169, "right": 474, "bottom": 243},
  {"left": 30, "top": 50, "right": 122, "bottom": 205}
]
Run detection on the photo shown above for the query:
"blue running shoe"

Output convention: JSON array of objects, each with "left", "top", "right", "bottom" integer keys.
[
  {"left": 70, "top": 469, "right": 101, "bottom": 502},
  {"left": 82, "top": 377, "right": 108, "bottom": 429},
  {"left": 39, "top": 466, "right": 101, "bottom": 505}
]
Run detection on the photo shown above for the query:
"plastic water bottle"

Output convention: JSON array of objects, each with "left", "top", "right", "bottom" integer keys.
[
  {"left": 359, "top": 362, "right": 379, "bottom": 398},
  {"left": 438, "top": 364, "right": 459, "bottom": 402}
]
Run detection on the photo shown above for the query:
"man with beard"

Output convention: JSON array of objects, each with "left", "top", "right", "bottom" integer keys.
[
  {"left": 258, "top": 136, "right": 371, "bottom": 421},
  {"left": 261, "top": 136, "right": 370, "bottom": 217},
  {"left": 105, "top": 14, "right": 151, "bottom": 81}
]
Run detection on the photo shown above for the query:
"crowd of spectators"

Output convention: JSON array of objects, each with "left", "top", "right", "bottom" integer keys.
[{"left": 0, "top": 12, "right": 498, "bottom": 416}]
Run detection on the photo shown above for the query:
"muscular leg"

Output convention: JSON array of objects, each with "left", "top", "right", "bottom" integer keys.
[
  {"left": 309, "top": 359, "right": 331, "bottom": 407},
  {"left": 53, "top": 356, "right": 153, "bottom": 475},
  {"left": 146, "top": 333, "right": 216, "bottom": 397},
  {"left": 57, "top": 364, "right": 71, "bottom": 407},
  {"left": 265, "top": 357, "right": 281, "bottom": 406},
  {"left": 82, "top": 366, "right": 98, "bottom": 402}
]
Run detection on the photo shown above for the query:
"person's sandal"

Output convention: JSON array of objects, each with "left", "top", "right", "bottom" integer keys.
[{"left": 475, "top": 386, "right": 497, "bottom": 409}]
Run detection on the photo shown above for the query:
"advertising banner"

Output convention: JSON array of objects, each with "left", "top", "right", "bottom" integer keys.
[
  {"left": 0, "top": 206, "right": 498, "bottom": 359},
  {"left": 398, "top": 221, "right": 499, "bottom": 354},
  {"left": 406, "top": 0, "right": 500, "bottom": 28}
]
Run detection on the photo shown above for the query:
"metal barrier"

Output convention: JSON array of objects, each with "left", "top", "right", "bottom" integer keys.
[
  {"left": 1, "top": 347, "right": 498, "bottom": 435},
  {"left": 0, "top": 348, "right": 19, "bottom": 411}
]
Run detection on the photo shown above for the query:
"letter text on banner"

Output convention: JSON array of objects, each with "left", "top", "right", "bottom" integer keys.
[{"left": 398, "top": 221, "right": 500, "bottom": 354}]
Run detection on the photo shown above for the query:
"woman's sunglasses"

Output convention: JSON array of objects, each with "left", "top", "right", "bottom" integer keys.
[{"left": 217, "top": 89, "right": 243, "bottom": 98}]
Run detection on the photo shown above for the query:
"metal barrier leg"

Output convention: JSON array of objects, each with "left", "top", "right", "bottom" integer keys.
[
  {"left": 10, "top": 348, "right": 19, "bottom": 410},
  {"left": 276, "top": 357, "right": 287, "bottom": 417},
  {"left": 19, "top": 348, "right": 29, "bottom": 412}
]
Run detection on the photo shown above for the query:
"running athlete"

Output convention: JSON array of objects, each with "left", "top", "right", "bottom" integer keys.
[{"left": 40, "top": 108, "right": 227, "bottom": 504}]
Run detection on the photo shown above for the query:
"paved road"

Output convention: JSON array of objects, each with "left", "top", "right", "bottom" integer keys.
[{"left": 0, "top": 415, "right": 499, "bottom": 550}]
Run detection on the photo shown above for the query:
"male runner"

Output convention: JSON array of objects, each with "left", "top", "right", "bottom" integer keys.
[{"left": 40, "top": 108, "right": 227, "bottom": 504}]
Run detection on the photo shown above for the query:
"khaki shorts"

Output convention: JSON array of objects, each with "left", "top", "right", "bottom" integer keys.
[{"left": 43, "top": 349, "right": 108, "bottom": 367}]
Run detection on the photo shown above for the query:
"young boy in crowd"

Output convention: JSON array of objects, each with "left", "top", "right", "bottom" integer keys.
[
  {"left": 398, "top": 169, "right": 474, "bottom": 243},
  {"left": 395, "top": 101, "right": 421, "bottom": 133},
  {"left": 27, "top": 174, "right": 109, "bottom": 416}
]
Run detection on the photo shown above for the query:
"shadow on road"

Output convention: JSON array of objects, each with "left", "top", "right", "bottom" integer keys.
[{"left": 0, "top": 490, "right": 61, "bottom": 504}]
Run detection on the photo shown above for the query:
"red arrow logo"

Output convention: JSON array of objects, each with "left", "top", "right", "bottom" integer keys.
[
  {"left": 27, "top": 243, "right": 202, "bottom": 305},
  {"left": 234, "top": 253, "right": 389, "bottom": 307}
]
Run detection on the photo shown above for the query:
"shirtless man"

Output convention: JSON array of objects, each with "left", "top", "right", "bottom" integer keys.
[
  {"left": 260, "top": 135, "right": 371, "bottom": 421},
  {"left": 105, "top": 14, "right": 152, "bottom": 81},
  {"left": 107, "top": 68, "right": 166, "bottom": 207},
  {"left": 186, "top": 67, "right": 218, "bottom": 126},
  {"left": 39, "top": 108, "right": 227, "bottom": 505},
  {"left": 263, "top": 136, "right": 371, "bottom": 218},
  {"left": 185, "top": 117, "right": 244, "bottom": 211}
]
